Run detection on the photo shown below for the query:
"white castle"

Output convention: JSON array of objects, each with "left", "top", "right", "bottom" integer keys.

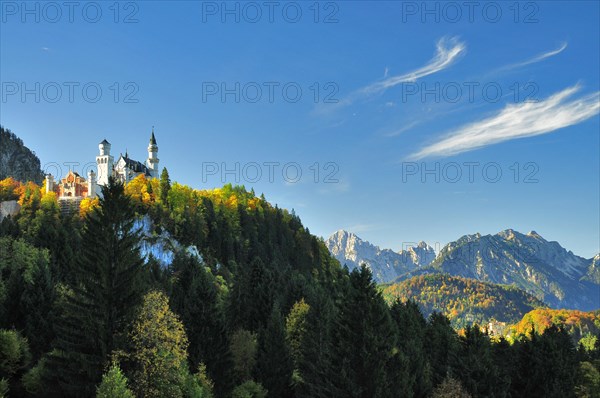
[{"left": 46, "top": 129, "right": 160, "bottom": 200}]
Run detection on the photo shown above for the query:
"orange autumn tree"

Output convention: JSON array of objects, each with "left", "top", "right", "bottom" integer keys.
[
  {"left": 510, "top": 308, "right": 600, "bottom": 341},
  {"left": 0, "top": 177, "right": 22, "bottom": 201}
]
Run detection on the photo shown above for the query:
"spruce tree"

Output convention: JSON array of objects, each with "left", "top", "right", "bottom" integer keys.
[
  {"left": 425, "top": 312, "right": 459, "bottom": 388},
  {"left": 331, "top": 266, "right": 396, "bottom": 398},
  {"left": 160, "top": 167, "right": 171, "bottom": 207},
  {"left": 296, "top": 290, "right": 339, "bottom": 398},
  {"left": 389, "top": 299, "right": 432, "bottom": 397},
  {"left": 170, "top": 253, "right": 234, "bottom": 397},
  {"left": 255, "top": 305, "right": 294, "bottom": 398},
  {"left": 51, "top": 178, "right": 144, "bottom": 397}
]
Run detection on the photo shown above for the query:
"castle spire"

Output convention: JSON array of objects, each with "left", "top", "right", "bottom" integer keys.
[
  {"left": 147, "top": 127, "right": 159, "bottom": 179},
  {"left": 150, "top": 126, "right": 157, "bottom": 145}
]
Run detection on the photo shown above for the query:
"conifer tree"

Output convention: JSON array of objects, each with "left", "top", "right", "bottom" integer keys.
[
  {"left": 96, "top": 362, "right": 134, "bottom": 398},
  {"left": 171, "top": 253, "right": 234, "bottom": 397},
  {"left": 425, "top": 312, "right": 459, "bottom": 388},
  {"left": 255, "top": 305, "right": 294, "bottom": 398},
  {"left": 296, "top": 291, "right": 339, "bottom": 398},
  {"left": 332, "top": 266, "right": 396, "bottom": 398},
  {"left": 51, "top": 178, "right": 144, "bottom": 397},
  {"left": 389, "top": 299, "right": 432, "bottom": 397},
  {"left": 160, "top": 168, "right": 171, "bottom": 207}
]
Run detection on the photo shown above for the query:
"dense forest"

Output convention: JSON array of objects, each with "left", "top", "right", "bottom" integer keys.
[{"left": 0, "top": 173, "right": 599, "bottom": 397}]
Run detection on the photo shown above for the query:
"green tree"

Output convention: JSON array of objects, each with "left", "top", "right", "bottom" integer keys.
[
  {"left": 453, "top": 326, "right": 501, "bottom": 398},
  {"left": 231, "top": 381, "right": 267, "bottom": 398},
  {"left": 296, "top": 291, "right": 339, "bottom": 398},
  {"left": 227, "top": 258, "right": 275, "bottom": 333},
  {"left": 431, "top": 376, "right": 471, "bottom": 398},
  {"left": 51, "top": 178, "right": 144, "bottom": 397},
  {"left": 425, "top": 312, "right": 459, "bottom": 387},
  {"left": 286, "top": 298, "right": 310, "bottom": 386},
  {"left": 332, "top": 266, "right": 396, "bottom": 398},
  {"left": 170, "top": 253, "right": 234, "bottom": 397},
  {"left": 511, "top": 326, "right": 578, "bottom": 398},
  {"left": 0, "top": 237, "right": 54, "bottom": 359},
  {"left": 576, "top": 361, "right": 600, "bottom": 398},
  {"left": 255, "top": 305, "right": 293, "bottom": 398},
  {"left": 160, "top": 168, "right": 171, "bottom": 207},
  {"left": 230, "top": 330, "right": 257, "bottom": 383},
  {"left": 389, "top": 299, "right": 432, "bottom": 397},
  {"left": 128, "top": 290, "right": 190, "bottom": 398},
  {"left": 0, "top": 329, "right": 31, "bottom": 381},
  {"left": 96, "top": 362, "right": 134, "bottom": 398}
]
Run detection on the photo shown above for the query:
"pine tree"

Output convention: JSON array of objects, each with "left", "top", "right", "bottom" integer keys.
[
  {"left": 255, "top": 305, "right": 294, "bottom": 398},
  {"left": 227, "top": 257, "right": 275, "bottom": 333},
  {"left": 170, "top": 253, "right": 234, "bottom": 397},
  {"left": 96, "top": 362, "right": 134, "bottom": 398},
  {"left": 389, "top": 299, "right": 431, "bottom": 397},
  {"left": 331, "top": 266, "right": 396, "bottom": 398},
  {"left": 453, "top": 326, "right": 501, "bottom": 398},
  {"left": 425, "top": 312, "right": 459, "bottom": 388},
  {"left": 296, "top": 290, "right": 339, "bottom": 398},
  {"left": 50, "top": 178, "right": 144, "bottom": 397},
  {"left": 160, "top": 168, "right": 171, "bottom": 207}
]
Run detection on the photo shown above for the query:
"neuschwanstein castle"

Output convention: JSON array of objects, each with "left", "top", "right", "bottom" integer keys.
[{"left": 46, "top": 130, "right": 160, "bottom": 201}]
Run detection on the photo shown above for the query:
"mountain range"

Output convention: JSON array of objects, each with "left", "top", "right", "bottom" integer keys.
[
  {"left": 326, "top": 229, "right": 600, "bottom": 311},
  {"left": 325, "top": 230, "right": 435, "bottom": 283}
]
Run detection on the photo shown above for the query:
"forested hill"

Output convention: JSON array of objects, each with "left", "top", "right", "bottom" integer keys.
[
  {"left": 0, "top": 126, "right": 44, "bottom": 184},
  {"left": 509, "top": 308, "right": 600, "bottom": 342},
  {"left": 382, "top": 274, "right": 546, "bottom": 327},
  {"left": 0, "top": 129, "right": 598, "bottom": 397}
]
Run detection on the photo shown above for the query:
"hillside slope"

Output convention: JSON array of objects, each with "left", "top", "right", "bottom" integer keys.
[
  {"left": 0, "top": 126, "right": 44, "bottom": 183},
  {"left": 383, "top": 274, "right": 546, "bottom": 327}
]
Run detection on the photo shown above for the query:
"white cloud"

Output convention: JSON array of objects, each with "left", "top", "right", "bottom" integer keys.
[
  {"left": 497, "top": 42, "right": 567, "bottom": 72},
  {"left": 360, "top": 37, "right": 466, "bottom": 96},
  {"left": 384, "top": 120, "right": 420, "bottom": 137},
  {"left": 409, "top": 85, "right": 600, "bottom": 160},
  {"left": 321, "top": 37, "right": 465, "bottom": 112}
]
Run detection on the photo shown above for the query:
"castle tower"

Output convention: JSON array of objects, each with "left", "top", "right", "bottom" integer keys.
[
  {"left": 45, "top": 174, "right": 54, "bottom": 194},
  {"left": 96, "top": 139, "right": 114, "bottom": 186},
  {"left": 87, "top": 170, "right": 97, "bottom": 198},
  {"left": 146, "top": 128, "right": 159, "bottom": 179}
]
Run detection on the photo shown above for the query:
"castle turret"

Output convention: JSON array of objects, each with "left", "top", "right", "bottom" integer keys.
[
  {"left": 96, "top": 139, "right": 114, "bottom": 186},
  {"left": 45, "top": 174, "right": 54, "bottom": 194},
  {"left": 87, "top": 170, "right": 97, "bottom": 198},
  {"left": 146, "top": 128, "right": 159, "bottom": 179}
]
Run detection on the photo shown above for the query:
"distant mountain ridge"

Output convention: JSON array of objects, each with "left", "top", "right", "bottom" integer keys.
[
  {"left": 327, "top": 229, "right": 599, "bottom": 311},
  {"left": 325, "top": 230, "right": 435, "bottom": 283},
  {"left": 402, "top": 229, "right": 599, "bottom": 311}
]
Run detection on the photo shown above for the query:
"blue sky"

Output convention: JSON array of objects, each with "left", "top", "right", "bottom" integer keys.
[{"left": 1, "top": 1, "right": 599, "bottom": 258}]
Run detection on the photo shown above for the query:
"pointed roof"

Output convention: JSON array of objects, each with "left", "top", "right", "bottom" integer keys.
[
  {"left": 150, "top": 127, "right": 157, "bottom": 145},
  {"left": 100, "top": 139, "right": 110, "bottom": 145}
]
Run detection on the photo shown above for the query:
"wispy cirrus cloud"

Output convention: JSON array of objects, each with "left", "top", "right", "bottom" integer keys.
[
  {"left": 324, "top": 37, "right": 466, "bottom": 111},
  {"left": 496, "top": 42, "right": 567, "bottom": 72},
  {"left": 360, "top": 37, "right": 466, "bottom": 96},
  {"left": 409, "top": 85, "right": 600, "bottom": 160}
]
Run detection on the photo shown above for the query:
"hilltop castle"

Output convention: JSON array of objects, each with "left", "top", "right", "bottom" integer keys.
[{"left": 46, "top": 129, "right": 160, "bottom": 200}]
